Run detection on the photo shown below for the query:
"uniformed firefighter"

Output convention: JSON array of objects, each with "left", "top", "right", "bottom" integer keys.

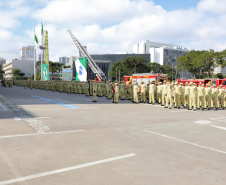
[
  {"left": 189, "top": 83, "right": 198, "bottom": 111},
  {"left": 197, "top": 82, "right": 205, "bottom": 110},
  {"left": 146, "top": 83, "right": 149, "bottom": 101},
  {"left": 133, "top": 82, "right": 139, "bottom": 103},
  {"left": 218, "top": 85, "right": 225, "bottom": 109},
  {"left": 92, "top": 81, "right": 97, "bottom": 102},
  {"left": 149, "top": 81, "right": 155, "bottom": 104},
  {"left": 114, "top": 83, "right": 119, "bottom": 103},
  {"left": 204, "top": 83, "right": 211, "bottom": 110},
  {"left": 184, "top": 82, "right": 190, "bottom": 108},
  {"left": 128, "top": 81, "right": 133, "bottom": 100},
  {"left": 180, "top": 83, "right": 185, "bottom": 106},
  {"left": 121, "top": 82, "right": 127, "bottom": 100},
  {"left": 157, "top": 82, "right": 162, "bottom": 104},
  {"left": 211, "top": 84, "right": 219, "bottom": 109},
  {"left": 174, "top": 82, "right": 182, "bottom": 109},
  {"left": 162, "top": 81, "right": 167, "bottom": 106},
  {"left": 165, "top": 83, "right": 174, "bottom": 109},
  {"left": 140, "top": 81, "right": 147, "bottom": 103},
  {"left": 224, "top": 88, "right": 226, "bottom": 107}
]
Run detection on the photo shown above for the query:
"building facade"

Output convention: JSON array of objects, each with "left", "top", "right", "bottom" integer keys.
[
  {"left": 19, "top": 45, "right": 34, "bottom": 60},
  {"left": 89, "top": 53, "right": 150, "bottom": 80},
  {"left": 133, "top": 40, "right": 192, "bottom": 79},
  {"left": 59, "top": 57, "right": 70, "bottom": 65},
  {"left": 3, "top": 59, "right": 34, "bottom": 79},
  {"left": 0, "top": 57, "right": 6, "bottom": 65},
  {"left": 213, "top": 66, "right": 226, "bottom": 75}
]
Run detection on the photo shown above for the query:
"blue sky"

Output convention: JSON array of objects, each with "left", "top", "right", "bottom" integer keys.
[
  {"left": 153, "top": 0, "right": 200, "bottom": 11},
  {"left": 0, "top": 0, "right": 226, "bottom": 62}
]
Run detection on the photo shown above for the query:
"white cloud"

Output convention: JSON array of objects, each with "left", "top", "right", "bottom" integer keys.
[{"left": 1, "top": 0, "right": 226, "bottom": 62}]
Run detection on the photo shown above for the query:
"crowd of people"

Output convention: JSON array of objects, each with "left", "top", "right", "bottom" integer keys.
[{"left": 3, "top": 79, "right": 226, "bottom": 111}]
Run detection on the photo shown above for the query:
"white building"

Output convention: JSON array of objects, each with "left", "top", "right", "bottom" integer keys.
[
  {"left": 213, "top": 66, "right": 226, "bottom": 75},
  {"left": 133, "top": 40, "right": 192, "bottom": 78},
  {"left": 133, "top": 40, "right": 190, "bottom": 64},
  {"left": 19, "top": 45, "right": 34, "bottom": 60},
  {"left": 3, "top": 59, "right": 34, "bottom": 79}
]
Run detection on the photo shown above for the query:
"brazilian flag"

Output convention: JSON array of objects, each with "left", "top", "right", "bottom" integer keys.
[{"left": 42, "top": 64, "right": 50, "bottom": 81}]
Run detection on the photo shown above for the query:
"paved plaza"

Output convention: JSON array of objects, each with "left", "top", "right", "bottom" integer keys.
[{"left": 0, "top": 86, "right": 226, "bottom": 185}]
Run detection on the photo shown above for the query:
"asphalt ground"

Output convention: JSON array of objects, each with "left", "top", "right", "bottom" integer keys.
[{"left": 0, "top": 86, "right": 226, "bottom": 185}]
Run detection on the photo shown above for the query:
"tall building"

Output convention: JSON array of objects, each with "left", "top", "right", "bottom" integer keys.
[
  {"left": 133, "top": 40, "right": 192, "bottom": 79},
  {"left": 0, "top": 57, "right": 6, "bottom": 65},
  {"left": 19, "top": 45, "right": 34, "bottom": 60},
  {"left": 59, "top": 57, "right": 70, "bottom": 65}
]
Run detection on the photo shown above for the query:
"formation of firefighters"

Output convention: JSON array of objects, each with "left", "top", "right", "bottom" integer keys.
[{"left": 3, "top": 79, "right": 226, "bottom": 111}]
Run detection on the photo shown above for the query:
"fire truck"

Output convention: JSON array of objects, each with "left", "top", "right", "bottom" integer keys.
[
  {"left": 178, "top": 78, "right": 226, "bottom": 88},
  {"left": 122, "top": 73, "right": 169, "bottom": 86}
]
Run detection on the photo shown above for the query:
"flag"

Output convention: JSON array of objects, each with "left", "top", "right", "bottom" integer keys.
[
  {"left": 42, "top": 64, "right": 50, "bottom": 81},
  {"left": 34, "top": 30, "right": 38, "bottom": 48},
  {"left": 75, "top": 57, "right": 87, "bottom": 81},
  {"left": 41, "top": 22, "right": 44, "bottom": 35}
]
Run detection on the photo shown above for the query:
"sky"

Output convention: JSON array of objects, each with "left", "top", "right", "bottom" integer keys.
[{"left": 0, "top": 0, "right": 226, "bottom": 62}]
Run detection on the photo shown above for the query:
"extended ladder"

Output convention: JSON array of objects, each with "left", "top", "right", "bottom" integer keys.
[{"left": 67, "top": 30, "right": 106, "bottom": 81}]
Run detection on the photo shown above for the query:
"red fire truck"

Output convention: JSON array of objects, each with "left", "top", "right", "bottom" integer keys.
[
  {"left": 178, "top": 78, "right": 226, "bottom": 88},
  {"left": 122, "top": 73, "right": 169, "bottom": 86}
]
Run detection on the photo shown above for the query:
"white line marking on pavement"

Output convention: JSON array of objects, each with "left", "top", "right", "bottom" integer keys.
[
  {"left": 0, "top": 130, "right": 84, "bottom": 139},
  {"left": 209, "top": 117, "right": 226, "bottom": 120},
  {"left": 144, "top": 130, "right": 226, "bottom": 154},
  {"left": 0, "top": 153, "right": 136, "bottom": 185},
  {"left": 0, "top": 103, "right": 7, "bottom": 111},
  {"left": 35, "top": 117, "right": 52, "bottom": 119},
  {"left": 14, "top": 117, "right": 22, "bottom": 121},
  {"left": 194, "top": 120, "right": 212, "bottom": 124},
  {"left": 209, "top": 125, "right": 226, "bottom": 131}
]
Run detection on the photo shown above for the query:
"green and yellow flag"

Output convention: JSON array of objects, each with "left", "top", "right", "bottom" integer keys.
[{"left": 42, "top": 64, "right": 50, "bottom": 81}]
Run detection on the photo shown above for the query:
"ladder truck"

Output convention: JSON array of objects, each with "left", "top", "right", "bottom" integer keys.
[{"left": 67, "top": 30, "right": 106, "bottom": 81}]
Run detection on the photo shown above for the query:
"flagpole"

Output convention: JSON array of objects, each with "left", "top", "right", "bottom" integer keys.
[
  {"left": 34, "top": 27, "right": 36, "bottom": 81},
  {"left": 41, "top": 20, "right": 43, "bottom": 81}
]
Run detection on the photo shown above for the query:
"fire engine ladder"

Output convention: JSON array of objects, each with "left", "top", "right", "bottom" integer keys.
[{"left": 67, "top": 30, "right": 106, "bottom": 81}]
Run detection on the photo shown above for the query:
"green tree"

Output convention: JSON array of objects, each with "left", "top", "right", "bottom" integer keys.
[
  {"left": 64, "top": 65, "right": 71, "bottom": 69},
  {"left": 212, "top": 73, "right": 224, "bottom": 79},
  {"left": 201, "top": 49, "right": 216, "bottom": 78},
  {"left": 109, "top": 57, "right": 148, "bottom": 80},
  {"left": 147, "top": 62, "right": 164, "bottom": 73},
  {"left": 121, "top": 56, "right": 148, "bottom": 74},
  {"left": 162, "top": 64, "right": 178, "bottom": 81},
  {"left": 0, "top": 65, "right": 4, "bottom": 79},
  {"left": 177, "top": 50, "right": 205, "bottom": 78},
  {"left": 12, "top": 68, "right": 21, "bottom": 79},
  {"left": 215, "top": 49, "right": 226, "bottom": 69}
]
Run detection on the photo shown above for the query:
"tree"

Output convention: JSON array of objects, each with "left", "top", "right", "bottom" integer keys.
[
  {"left": 177, "top": 50, "right": 205, "bottom": 78},
  {"left": 12, "top": 68, "right": 21, "bottom": 79},
  {"left": 0, "top": 65, "right": 4, "bottom": 79},
  {"left": 201, "top": 49, "right": 216, "bottom": 78},
  {"left": 215, "top": 49, "right": 226, "bottom": 69},
  {"left": 212, "top": 73, "right": 224, "bottom": 79},
  {"left": 109, "top": 57, "right": 148, "bottom": 80},
  {"left": 64, "top": 65, "right": 71, "bottom": 68},
  {"left": 147, "top": 62, "right": 164, "bottom": 73},
  {"left": 49, "top": 61, "right": 58, "bottom": 77},
  {"left": 121, "top": 56, "right": 148, "bottom": 74},
  {"left": 162, "top": 64, "right": 178, "bottom": 81}
]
